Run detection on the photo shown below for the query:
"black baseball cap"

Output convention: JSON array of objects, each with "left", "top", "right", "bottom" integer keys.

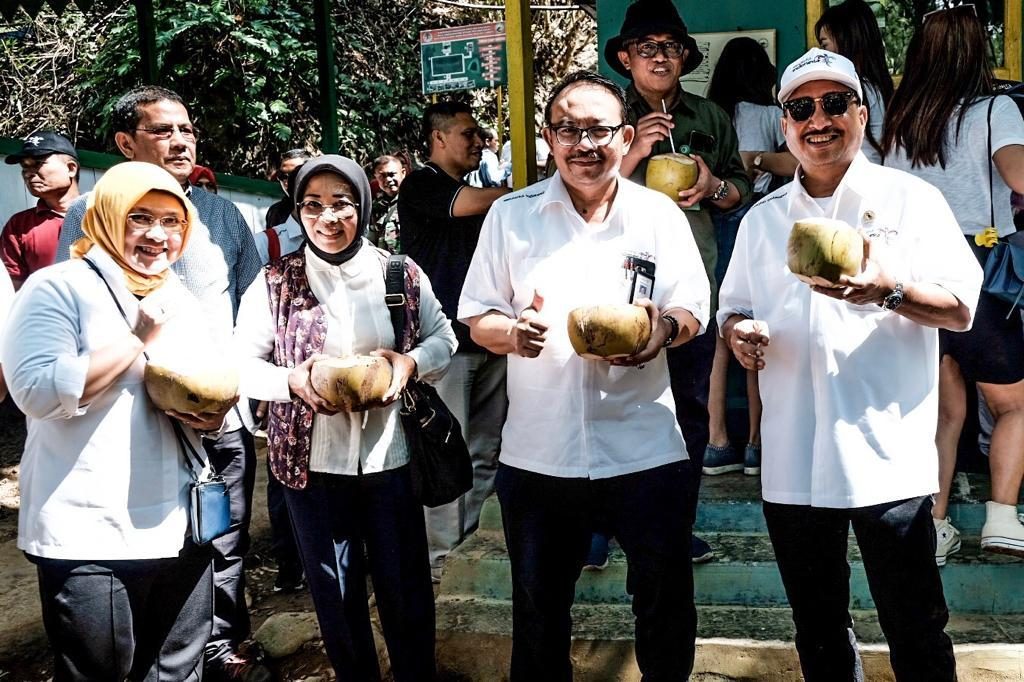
[{"left": 4, "top": 130, "right": 78, "bottom": 165}]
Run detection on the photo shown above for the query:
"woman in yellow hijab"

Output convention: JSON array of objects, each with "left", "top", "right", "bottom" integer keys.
[{"left": 2, "top": 161, "right": 235, "bottom": 680}]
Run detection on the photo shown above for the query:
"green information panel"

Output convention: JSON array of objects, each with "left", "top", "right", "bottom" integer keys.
[{"left": 420, "top": 22, "right": 508, "bottom": 94}]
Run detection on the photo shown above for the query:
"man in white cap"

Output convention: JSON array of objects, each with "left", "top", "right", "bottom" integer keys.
[{"left": 718, "top": 48, "right": 980, "bottom": 679}]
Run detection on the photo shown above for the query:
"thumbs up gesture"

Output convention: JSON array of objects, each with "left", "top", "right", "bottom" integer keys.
[{"left": 512, "top": 290, "right": 548, "bottom": 358}]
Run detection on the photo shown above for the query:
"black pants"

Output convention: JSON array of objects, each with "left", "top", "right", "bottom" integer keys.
[
  {"left": 495, "top": 462, "right": 696, "bottom": 682},
  {"left": 666, "top": 323, "right": 717, "bottom": 516},
  {"left": 204, "top": 427, "right": 257, "bottom": 661},
  {"left": 763, "top": 496, "right": 956, "bottom": 681},
  {"left": 266, "top": 455, "right": 302, "bottom": 571},
  {"left": 33, "top": 542, "right": 213, "bottom": 682}
]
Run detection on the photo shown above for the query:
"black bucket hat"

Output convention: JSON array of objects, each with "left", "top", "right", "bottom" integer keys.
[{"left": 604, "top": 0, "right": 703, "bottom": 79}]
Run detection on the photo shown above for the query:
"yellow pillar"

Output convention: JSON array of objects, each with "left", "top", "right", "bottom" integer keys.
[{"left": 505, "top": 0, "right": 537, "bottom": 188}]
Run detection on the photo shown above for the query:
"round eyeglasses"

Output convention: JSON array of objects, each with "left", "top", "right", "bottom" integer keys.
[
  {"left": 297, "top": 199, "right": 359, "bottom": 219},
  {"left": 126, "top": 213, "right": 187, "bottom": 234}
]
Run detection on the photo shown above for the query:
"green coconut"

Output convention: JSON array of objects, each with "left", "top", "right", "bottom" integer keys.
[
  {"left": 311, "top": 355, "right": 393, "bottom": 412},
  {"left": 646, "top": 153, "right": 699, "bottom": 201},
  {"left": 567, "top": 304, "right": 652, "bottom": 360},
  {"left": 144, "top": 364, "right": 239, "bottom": 414},
  {"left": 787, "top": 218, "right": 864, "bottom": 287}
]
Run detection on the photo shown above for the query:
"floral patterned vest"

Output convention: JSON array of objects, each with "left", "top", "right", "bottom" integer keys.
[{"left": 264, "top": 249, "right": 422, "bottom": 489}]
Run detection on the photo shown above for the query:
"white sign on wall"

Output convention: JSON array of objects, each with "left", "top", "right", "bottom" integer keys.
[{"left": 680, "top": 29, "right": 778, "bottom": 98}]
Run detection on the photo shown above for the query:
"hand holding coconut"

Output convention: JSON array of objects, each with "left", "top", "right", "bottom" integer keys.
[
  {"left": 607, "top": 299, "right": 668, "bottom": 367},
  {"left": 676, "top": 155, "right": 729, "bottom": 209},
  {"left": 370, "top": 349, "right": 417, "bottom": 405},
  {"left": 512, "top": 290, "right": 548, "bottom": 358},
  {"left": 289, "top": 354, "right": 340, "bottom": 415},
  {"left": 811, "top": 233, "right": 899, "bottom": 307}
]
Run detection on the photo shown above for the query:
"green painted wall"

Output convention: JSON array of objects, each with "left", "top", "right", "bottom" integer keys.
[{"left": 597, "top": 0, "right": 810, "bottom": 85}]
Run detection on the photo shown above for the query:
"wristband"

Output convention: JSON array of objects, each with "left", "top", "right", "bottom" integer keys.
[
  {"left": 661, "top": 314, "right": 680, "bottom": 347},
  {"left": 709, "top": 180, "right": 730, "bottom": 202}
]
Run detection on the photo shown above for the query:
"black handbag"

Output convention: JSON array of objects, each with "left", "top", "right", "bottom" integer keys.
[
  {"left": 980, "top": 97, "right": 1024, "bottom": 317},
  {"left": 384, "top": 254, "right": 473, "bottom": 508},
  {"left": 83, "top": 258, "right": 232, "bottom": 545}
]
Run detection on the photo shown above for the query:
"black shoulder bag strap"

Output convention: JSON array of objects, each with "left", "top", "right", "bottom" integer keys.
[
  {"left": 988, "top": 96, "right": 996, "bottom": 234},
  {"left": 81, "top": 257, "right": 207, "bottom": 481},
  {"left": 385, "top": 253, "right": 409, "bottom": 350}
]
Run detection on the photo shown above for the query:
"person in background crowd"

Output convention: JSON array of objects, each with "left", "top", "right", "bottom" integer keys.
[
  {"left": 883, "top": 6, "right": 1024, "bottom": 564},
  {"left": 266, "top": 148, "right": 313, "bottom": 229},
  {"left": 369, "top": 154, "right": 407, "bottom": 253},
  {"left": 816, "top": 0, "right": 894, "bottom": 163},
  {"left": 5, "top": 162, "right": 237, "bottom": 681},
  {"left": 234, "top": 154, "right": 456, "bottom": 679},
  {"left": 467, "top": 128, "right": 505, "bottom": 188},
  {"left": 190, "top": 164, "right": 218, "bottom": 193},
  {"left": 460, "top": 70, "right": 710, "bottom": 680},
  {"left": 0, "top": 267, "right": 13, "bottom": 401},
  {"left": 53, "top": 85, "right": 266, "bottom": 681},
  {"left": 1, "top": 131, "right": 80, "bottom": 289},
  {"left": 399, "top": 101, "right": 511, "bottom": 583},
  {"left": 607, "top": 0, "right": 752, "bottom": 564},
  {"left": 721, "top": 47, "right": 977, "bottom": 680},
  {"left": 700, "top": 37, "right": 798, "bottom": 477}
]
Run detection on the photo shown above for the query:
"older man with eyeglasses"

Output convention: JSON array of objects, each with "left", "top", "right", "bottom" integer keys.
[
  {"left": 605, "top": 0, "right": 755, "bottom": 563},
  {"left": 53, "top": 85, "right": 267, "bottom": 682},
  {"left": 718, "top": 49, "right": 980, "bottom": 680},
  {"left": 460, "top": 70, "right": 710, "bottom": 680}
]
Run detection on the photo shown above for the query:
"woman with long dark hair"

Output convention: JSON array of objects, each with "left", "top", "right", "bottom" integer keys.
[
  {"left": 883, "top": 6, "right": 1024, "bottom": 565},
  {"left": 816, "top": 0, "right": 894, "bottom": 162}
]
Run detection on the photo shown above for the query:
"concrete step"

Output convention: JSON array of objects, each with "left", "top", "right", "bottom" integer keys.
[
  {"left": 476, "top": 472, "right": 1023, "bottom": 535},
  {"left": 435, "top": 596, "right": 1024, "bottom": 681},
  {"left": 442, "top": 528, "right": 1024, "bottom": 614}
]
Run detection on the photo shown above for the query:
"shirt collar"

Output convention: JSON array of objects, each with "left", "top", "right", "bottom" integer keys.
[
  {"left": 536, "top": 171, "right": 626, "bottom": 228},
  {"left": 626, "top": 83, "right": 694, "bottom": 118},
  {"left": 787, "top": 151, "right": 873, "bottom": 216},
  {"left": 34, "top": 199, "right": 62, "bottom": 216}
]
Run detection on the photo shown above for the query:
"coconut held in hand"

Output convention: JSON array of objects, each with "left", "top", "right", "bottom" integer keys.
[
  {"left": 646, "top": 153, "right": 698, "bottom": 201},
  {"left": 787, "top": 218, "right": 864, "bottom": 287},
  {"left": 311, "top": 355, "right": 393, "bottom": 412},
  {"left": 145, "top": 364, "right": 239, "bottom": 414},
  {"left": 567, "top": 304, "right": 652, "bottom": 360}
]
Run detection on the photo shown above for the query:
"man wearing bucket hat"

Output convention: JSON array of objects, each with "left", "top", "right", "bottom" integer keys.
[
  {"left": 718, "top": 48, "right": 978, "bottom": 679},
  {"left": 1, "top": 131, "right": 80, "bottom": 288},
  {"left": 606, "top": 0, "right": 753, "bottom": 564}
]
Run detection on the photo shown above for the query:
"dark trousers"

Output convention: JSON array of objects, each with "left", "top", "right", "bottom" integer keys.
[
  {"left": 266, "top": 456, "right": 302, "bottom": 571},
  {"left": 763, "top": 496, "right": 957, "bottom": 681},
  {"left": 495, "top": 461, "right": 696, "bottom": 682},
  {"left": 666, "top": 324, "right": 717, "bottom": 514},
  {"left": 204, "top": 427, "right": 257, "bottom": 660},
  {"left": 33, "top": 542, "right": 213, "bottom": 682},
  {"left": 283, "top": 467, "right": 436, "bottom": 681}
]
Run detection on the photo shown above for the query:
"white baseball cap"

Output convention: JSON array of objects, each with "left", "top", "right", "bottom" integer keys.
[{"left": 778, "top": 48, "right": 862, "bottom": 104}]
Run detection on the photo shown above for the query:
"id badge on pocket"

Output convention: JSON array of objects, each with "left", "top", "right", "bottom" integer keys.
[{"left": 625, "top": 256, "right": 656, "bottom": 303}]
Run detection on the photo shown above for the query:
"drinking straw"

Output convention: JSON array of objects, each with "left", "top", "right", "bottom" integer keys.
[{"left": 662, "top": 99, "right": 675, "bottom": 153}]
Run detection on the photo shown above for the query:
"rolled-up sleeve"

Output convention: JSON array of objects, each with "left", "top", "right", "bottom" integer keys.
[
  {"left": 458, "top": 205, "right": 514, "bottom": 321},
  {"left": 2, "top": 277, "right": 89, "bottom": 419},
  {"left": 653, "top": 199, "right": 711, "bottom": 333},
  {"left": 406, "top": 265, "right": 457, "bottom": 383},
  {"left": 233, "top": 271, "right": 293, "bottom": 400},
  {"left": 717, "top": 214, "right": 756, "bottom": 330}
]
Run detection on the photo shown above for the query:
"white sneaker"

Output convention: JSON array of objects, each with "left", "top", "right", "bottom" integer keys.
[
  {"left": 981, "top": 501, "right": 1024, "bottom": 558},
  {"left": 933, "top": 517, "right": 961, "bottom": 567}
]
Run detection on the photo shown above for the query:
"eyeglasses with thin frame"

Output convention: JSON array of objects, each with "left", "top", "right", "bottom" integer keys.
[
  {"left": 782, "top": 91, "right": 860, "bottom": 122},
  {"left": 922, "top": 3, "right": 977, "bottom": 24},
  {"left": 126, "top": 213, "right": 188, "bottom": 234},
  {"left": 133, "top": 124, "right": 199, "bottom": 141},
  {"left": 628, "top": 39, "right": 685, "bottom": 59},
  {"left": 297, "top": 199, "right": 360, "bottom": 219},
  {"left": 549, "top": 123, "right": 626, "bottom": 147}
]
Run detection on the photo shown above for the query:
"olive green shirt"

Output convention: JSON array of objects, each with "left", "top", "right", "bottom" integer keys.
[{"left": 625, "top": 84, "right": 751, "bottom": 313}]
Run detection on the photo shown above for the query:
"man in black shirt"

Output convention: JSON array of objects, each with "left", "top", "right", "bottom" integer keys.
[{"left": 398, "top": 101, "right": 511, "bottom": 581}]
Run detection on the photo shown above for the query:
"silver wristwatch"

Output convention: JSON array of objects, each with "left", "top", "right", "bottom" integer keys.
[
  {"left": 881, "top": 281, "right": 905, "bottom": 311},
  {"left": 709, "top": 180, "right": 729, "bottom": 202}
]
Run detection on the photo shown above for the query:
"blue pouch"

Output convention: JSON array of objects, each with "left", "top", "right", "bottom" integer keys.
[
  {"left": 982, "top": 240, "right": 1024, "bottom": 317},
  {"left": 189, "top": 475, "right": 231, "bottom": 545}
]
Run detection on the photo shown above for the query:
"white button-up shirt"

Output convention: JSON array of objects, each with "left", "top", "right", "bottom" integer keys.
[
  {"left": 5, "top": 248, "right": 214, "bottom": 560},
  {"left": 234, "top": 242, "right": 457, "bottom": 475},
  {"left": 254, "top": 216, "right": 306, "bottom": 265},
  {"left": 718, "top": 153, "right": 982, "bottom": 508},
  {"left": 459, "top": 173, "right": 710, "bottom": 479}
]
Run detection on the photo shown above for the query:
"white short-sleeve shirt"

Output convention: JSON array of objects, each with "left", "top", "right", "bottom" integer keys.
[
  {"left": 458, "top": 173, "right": 711, "bottom": 480},
  {"left": 717, "top": 153, "right": 982, "bottom": 508}
]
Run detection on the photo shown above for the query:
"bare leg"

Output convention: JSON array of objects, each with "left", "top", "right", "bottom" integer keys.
[
  {"left": 746, "top": 370, "right": 762, "bottom": 447},
  {"left": 707, "top": 334, "right": 731, "bottom": 447},
  {"left": 978, "top": 379, "right": 1024, "bottom": 506},
  {"left": 934, "top": 356, "right": 966, "bottom": 520}
]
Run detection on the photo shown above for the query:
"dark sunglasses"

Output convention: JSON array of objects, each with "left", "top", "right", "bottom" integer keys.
[{"left": 782, "top": 91, "right": 860, "bottom": 122}]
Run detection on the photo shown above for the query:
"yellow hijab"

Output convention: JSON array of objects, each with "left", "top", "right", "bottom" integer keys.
[{"left": 72, "top": 162, "right": 196, "bottom": 297}]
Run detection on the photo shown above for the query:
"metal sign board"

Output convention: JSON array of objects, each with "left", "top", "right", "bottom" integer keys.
[{"left": 420, "top": 22, "right": 508, "bottom": 94}]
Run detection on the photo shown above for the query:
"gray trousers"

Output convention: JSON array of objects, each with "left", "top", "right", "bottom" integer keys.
[{"left": 425, "top": 351, "right": 507, "bottom": 567}]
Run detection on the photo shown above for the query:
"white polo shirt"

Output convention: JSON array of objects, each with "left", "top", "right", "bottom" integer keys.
[
  {"left": 458, "top": 173, "right": 710, "bottom": 479},
  {"left": 718, "top": 153, "right": 982, "bottom": 508}
]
